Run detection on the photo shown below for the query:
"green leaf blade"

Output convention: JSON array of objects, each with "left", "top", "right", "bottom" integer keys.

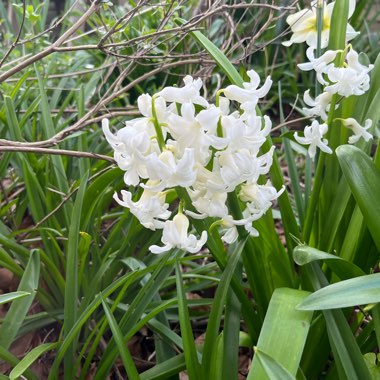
[
  {"left": 298, "top": 273, "right": 380, "bottom": 310},
  {"left": 336, "top": 144, "right": 380, "bottom": 251},
  {"left": 247, "top": 288, "right": 313, "bottom": 380}
]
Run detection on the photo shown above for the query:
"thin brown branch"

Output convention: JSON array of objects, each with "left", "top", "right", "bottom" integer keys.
[
  {"left": 271, "top": 117, "right": 313, "bottom": 133},
  {"left": 4, "top": 62, "right": 117, "bottom": 81},
  {"left": 0, "top": 146, "right": 115, "bottom": 163},
  {"left": 0, "top": 0, "right": 26, "bottom": 68},
  {"left": 0, "top": 0, "right": 102, "bottom": 83},
  {"left": 33, "top": 166, "right": 114, "bottom": 229},
  {"left": 0, "top": 58, "right": 203, "bottom": 149},
  {"left": 16, "top": 0, "right": 81, "bottom": 45},
  {"left": 98, "top": 0, "right": 147, "bottom": 45}
]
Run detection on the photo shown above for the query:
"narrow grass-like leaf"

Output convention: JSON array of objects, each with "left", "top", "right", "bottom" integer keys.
[
  {"left": 63, "top": 173, "right": 88, "bottom": 380},
  {"left": 305, "top": 263, "right": 372, "bottom": 380},
  {"left": 247, "top": 288, "right": 313, "bottom": 379},
  {"left": 0, "top": 291, "right": 30, "bottom": 305},
  {"left": 372, "top": 304, "right": 380, "bottom": 349},
  {"left": 9, "top": 342, "right": 58, "bottom": 380},
  {"left": 93, "top": 252, "right": 176, "bottom": 380},
  {"left": 293, "top": 244, "right": 365, "bottom": 280},
  {"left": 0, "top": 346, "right": 38, "bottom": 380},
  {"left": 49, "top": 270, "right": 152, "bottom": 379},
  {"left": 0, "top": 247, "right": 23, "bottom": 276},
  {"left": 34, "top": 65, "right": 70, "bottom": 216},
  {"left": 0, "top": 250, "right": 40, "bottom": 349},
  {"left": 140, "top": 354, "right": 186, "bottom": 380},
  {"left": 101, "top": 298, "right": 140, "bottom": 380},
  {"left": 5, "top": 96, "right": 23, "bottom": 141},
  {"left": 298, "top": 273, "right": 380, "bottom": 310},
  {"left": 328, "top": 0, "right": 349, "bottom": 50},
  {"left": 222, "top": 285, "right": 241, "bottom": 380},
  {"left": 336, "top": 145, "right": 380, "bottom": 251},
  {"left": 175, "top": 261, "right": 202, "bottom": 379},
  {"left": 202, "top": 238, "right": 247, "bottom": 379},
  {"left": 254, "top": 349, "right": 296, "bottom": 380},
  {"left": 174, "top": 18, "right": 243, "bottom": 86},
  {"left": 279, "top": 82, "right": 305, "bottom": 227}
]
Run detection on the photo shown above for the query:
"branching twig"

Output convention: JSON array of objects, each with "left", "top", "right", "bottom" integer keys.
[
  {"left": 0, "top": 0, "right": 27, "bottom": 68},
  {"left": 0, "top": 58, "right": 203, "bottom": 149},
  {"left": 0, "top": 146, "right": 115, "bottom": 163},
  {"left": 15, "top": 0, "right": 81, "bottom": 45},
  {"left": 0, "top": 0, "right": 102, "bottom": 83}
]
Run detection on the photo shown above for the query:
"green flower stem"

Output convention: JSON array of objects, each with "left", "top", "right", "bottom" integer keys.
[
  {"left": 215, "top": 89, "right": 224, "bottom": 107},
  {"left": 226, "top": 191, "right": 296, "bottom": 319},
  {"left": 227, "top": 191, "right": 269, "bottom": 320},
  {"left": 151, "top": 96, "right": 165, "bottom": 151},
  {"left": 316, "top": 0, "right": 324, "bottom": 59},
  {"left": 264, "top": 138, "right": 300, "bottom": 249},
  {"left": 315, "top": 0, "right": 324, "bottom": 95},
  {"left": 302, "top": 94, "right": 338, "bottom": 243},
  {"left": 176, "top": 187, "right": 260, "bottom": 340}
]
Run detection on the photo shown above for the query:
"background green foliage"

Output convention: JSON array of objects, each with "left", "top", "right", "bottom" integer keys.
[{"left": 0, "top": 0, "right": 379, "bottom": 379}]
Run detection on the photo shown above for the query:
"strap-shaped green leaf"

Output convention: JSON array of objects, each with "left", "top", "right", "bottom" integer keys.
[
  {"left": 254, "top": 348, "right": 296, "bottom": 380},
  {"left": 0, "top": 250, "right": 40, "bottom": 349},
  {"left": 336, "top": 145, "right": 380, "bottom": 251},
  {"left": 9, "top": 342, "right": 58, "bottom": 380},
  {"left": 298, "top": 273, "right": 380, "bottom": 310},
  {"left": 174, "top": 17, "right": 243, "bottom": 87},
  {"left": 247, "top": 288, "right": 313, "bottom": 379},
  {"left": 0, "top": 291, "right": 30, "bottom": 305},
  {"left": 293, "top": 244, "right": 365, "bottom": 280}
]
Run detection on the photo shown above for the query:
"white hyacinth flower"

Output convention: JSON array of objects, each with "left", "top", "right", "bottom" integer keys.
[
  {"left": 223, "top": 69, "right": 272, "bottom": 104},
  {"left": 220, "top": 114, "right": 271, "bottom": 154},
  {"left": 217, "top": 149, "right": 258, "bottom": 191},
  {"left": 298, "top": 47, "right": 340, "bottom": 85},
  {"left": 103, "top": 68, "right": 282, "bottom": 250},
  {"left": 144, "top": 148, "right": 197, "bottom": 191},
  {"left": 325, "top": 49, "right": 373, "bottom": 97},
  {"left": 239, "top": 181, "right": 285, "bottom": 215},
  {"left": 167, "top": 103, "right": 225, "bottom": 165},
  {"left": 137, "top": 93, "right": 168, "bottom": 122},
  {"left": 102, "top": 118, "right": 158, "bottom": 186},
  {"left": 294, "top": 120, "right": 333, "bottom": 159},
  {"left": 341, "top": 118, "right": 373, "bottom": 144},
  {"left": 282, "top": 0, "right": 358, "bottom": 48},
  {"left": 303, "top": 90, "right": 332, "bottom": 121},
  {"left": 157, "top": 75, "right": 209, "bottom": 107},
  {"left": 113, "top": 187, "right": 171, "bottom": 230},
  {"left": 187, "top": 188, "right": 229, "bottom": 220},
  {"left": 149, "top": 213, "right": 208, "bottom": 254}
]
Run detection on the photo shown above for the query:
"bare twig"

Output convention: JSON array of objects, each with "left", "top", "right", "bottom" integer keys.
[
  {"left": 271, "top": 116, "right": 313, "bottom": 133},
  {"left": 32, "top": 166, "right": 114, "bottom": 229},
  {"left": 0, "top": 0, "right": 27, "bottom": 68},
  {"left": 0, "top": 58, "right": 203, "bottom": 149},
  {"left": 16, "top": 0, "right": 81, "bottom": 45},
  {"left": 0, "top": 0, "right": 102, "bottom": 83},
  {"left": 0, "top": 146, "right": 115, "bottom": 163}
]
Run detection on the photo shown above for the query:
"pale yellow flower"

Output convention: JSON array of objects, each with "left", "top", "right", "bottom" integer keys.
[{"left": 283, "top": 0, "right": 358, "bottom": 48}]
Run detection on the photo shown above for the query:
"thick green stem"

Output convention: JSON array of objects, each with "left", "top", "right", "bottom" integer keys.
[
  {"left": 176, "top": 187, "right": 260, "bottom": 340},
  {"left": 151, "top": 96, "right": 165, "bottom": 150},
  {"left": 302, "top": 94, "right": 338, "bottom": 243}
]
